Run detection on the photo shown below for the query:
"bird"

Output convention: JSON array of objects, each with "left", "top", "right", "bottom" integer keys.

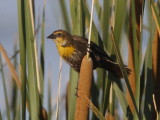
[{"left": 47, "top": 30, "right": 130, "bottom": 78}]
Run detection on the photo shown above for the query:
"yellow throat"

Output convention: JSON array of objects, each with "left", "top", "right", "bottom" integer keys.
[{"left": 54, "top": 38, "right": 75, "bottom": 57}]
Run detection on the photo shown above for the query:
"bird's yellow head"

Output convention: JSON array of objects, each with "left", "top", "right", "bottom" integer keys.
[
  {"left": 47, "top": 30, "right": 72, "bottom": 46},
  {"left": 47, "top": 30, "right": 75, "bottom": 57}
]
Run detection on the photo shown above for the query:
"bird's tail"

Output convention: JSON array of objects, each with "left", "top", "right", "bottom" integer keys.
[{"left": 101, "top": 59, "right": 131, "bottom": 78}]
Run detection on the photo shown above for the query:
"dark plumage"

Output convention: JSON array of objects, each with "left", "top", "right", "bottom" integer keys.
[{"left": 47, "top": 30, "right": 131, "bottom": 78}]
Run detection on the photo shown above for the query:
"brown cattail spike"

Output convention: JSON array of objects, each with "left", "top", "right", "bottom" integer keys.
[{"left": 75, "top": 55, "right": 93, "bottom": 120}]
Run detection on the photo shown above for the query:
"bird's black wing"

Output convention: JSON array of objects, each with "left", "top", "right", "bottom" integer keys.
[
  {"left": 90, "top": 41, "right": 112, "bottom": 60},
  {"left": 72, "top": 35, "right": 111, "bottom": 59},
  {"left": 72, "top": 35, "right": 130, "bottom": 78}
]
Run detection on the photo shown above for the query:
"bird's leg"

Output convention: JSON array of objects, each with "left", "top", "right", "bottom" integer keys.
[
  {"left": 75, "top": 87, "right": 79, "bottom": 90},
  {"left": 75, "top": 91, "right": 79, "bottom": 97},
  {"left": 75, "top": 87, "right": 79, "bottom": 97},
  {"left": 86, "top": 44, "right": 92, "bottom": 54}
]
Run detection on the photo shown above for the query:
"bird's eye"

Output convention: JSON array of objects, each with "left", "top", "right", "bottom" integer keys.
[{"left": 57, "top": 33, "right": 61, "bottom": 37}]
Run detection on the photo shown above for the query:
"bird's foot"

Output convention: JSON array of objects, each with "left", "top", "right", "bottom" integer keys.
[{"left": 86, "top": 44, "right": 92, "bottom": 54}]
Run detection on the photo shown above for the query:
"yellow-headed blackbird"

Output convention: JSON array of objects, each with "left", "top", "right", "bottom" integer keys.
[{"left": 47, "top": 30, "right": 130, "bottom": 78}]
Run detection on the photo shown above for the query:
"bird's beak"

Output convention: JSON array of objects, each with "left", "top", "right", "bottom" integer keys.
[{"left": 47, "top": 34, "right": 55, "bottom": 39}]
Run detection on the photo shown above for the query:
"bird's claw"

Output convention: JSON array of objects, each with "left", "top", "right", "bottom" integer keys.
[
  {"left": 75, "top": 87, "right": 79, "bottom": 97},
  {"left": 87, "top": 44, "right": 92, "bottom": 53},
  {"left": 75, "top": 92, "right": 79, "bottom": 97}
]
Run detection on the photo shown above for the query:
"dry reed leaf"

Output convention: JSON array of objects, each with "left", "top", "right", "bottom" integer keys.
[
  {"left": 0, "top": 44, "right": 49, "bottom": 118},
  {"left": 84, "top": 96, "right": 105, "bottom": 120},
  {"left": 0, "top": 44, "right": 30, "bottom": 110},
  {"left": 127, "top": 39, "right": 136, "bottom": 112},
  {"left": 151, "top": 4, "right": 160, "bottom": 37},
  {"left": 0, "top": 44, "right": 21, "bottom": 88},
  {"left": 105, "top": 113, "right": 115, "bottom": 120},
  {"left": 153, "top": 94, "right": 158, "bottom": 120}
]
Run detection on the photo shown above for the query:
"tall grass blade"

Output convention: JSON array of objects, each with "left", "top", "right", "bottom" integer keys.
[
  {"left": 114, "top": 0, "right": 127, "bottom": 44},
  {"left": 56, "top": 57, "right": 62, "bottom": 120},
  {"left": 59, "top": 0, "right": 71, "bottom": 32},
  {"left": 0, "top": 111, "right": 2, "bottom": 120},
  {"left": 102, "top": 75, "right": 111, "bottom": 115},
  {"left": 101, "top": 0, "right": 112, "bottom": 115},
  {"left": 40, "top": 0, "right": 46, "bottom": 79},
  {"left": 25, "top": 0, "right": 40, "bottom": 119},
  {"left": 39, "top": 0, "right": 46, "bottom": 100},
  {"left": 11, "top": 45, "right": 19, "bottom": 119},
  {"left": 68, "top": 1, "right": 79, "bottom": 120},
  {"left": 85, "top": 97, "right": 105, "bottom": 120},
  {"left": 17, "top": 0, "right": 27, "bottom": 119},
  {"left": 143, "top": 33, "right": 154, "bottom": 120},
  {"left": 48, "top": 80, "right": 52, "bottom": 120},
  {"left": 108, "top": 85, "right": 115, "bottom": 115},
  {"left": 111, "top": 29, "right": 139, "bottom": 119},
  {"left": 130, "top": 0, "right": 143, "bottom": 115},
  {"left": 70, "top": 0, "right": 77, "bottom": 34},
  {"left": 137, "top": 14, "right": 143, "bottom": 120},
  {"left": 102, "top": 0, "right": 111, "bottom": 50},
  {"left": 14, "top": 97, "right": 21, "bottom": 120},
  {"left": 76, "top": 0, "right": 84, "bottom": 36},
  {"left": 0, "top": 44, "right": 21, "bottom": 88},
  {"left": 0, "top": 55, "right": 11, "bottom": 120},
  {"left": 150, "top": 0, "right": 160, "bottom": 36},
  {"left": 112, "top": 80, "right": 133, "bottom": 119},
  {"left": 82, "top": 0, "right": 102, "bottom": 45},
  {"left": 68, "top": 69, "right": 78, "bottom": 120}
]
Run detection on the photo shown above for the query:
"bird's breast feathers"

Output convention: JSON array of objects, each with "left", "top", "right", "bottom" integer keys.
[
  {"left": 57, "top": 45, "right": 75, "bottom": 58},
  {"left": 54, "top": 37, "right": 75, "bottom": 57}
]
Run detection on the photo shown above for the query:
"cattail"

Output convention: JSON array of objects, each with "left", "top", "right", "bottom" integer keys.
[{"left": 75, "top": 55, "right": 93, "bottom": 120}]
